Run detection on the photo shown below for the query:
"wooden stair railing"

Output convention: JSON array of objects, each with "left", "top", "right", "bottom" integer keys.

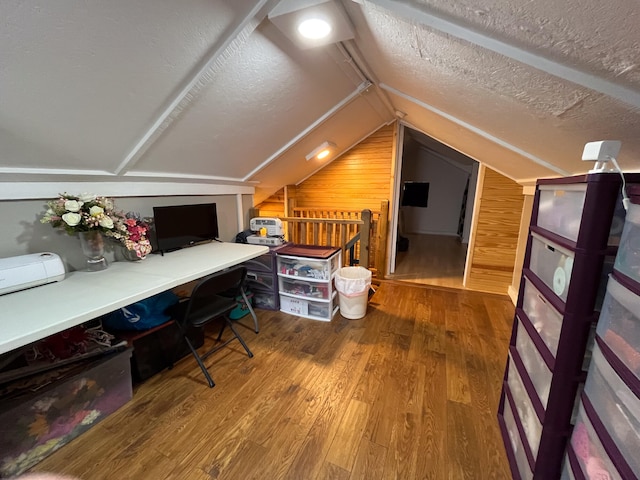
[{"left": 249, "top": 201, "right": 388, "bottom": 277}]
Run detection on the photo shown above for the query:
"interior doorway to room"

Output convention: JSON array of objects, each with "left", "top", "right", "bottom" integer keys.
[{"left": 388, "top": 126, "right": 479, "bottom": 290}]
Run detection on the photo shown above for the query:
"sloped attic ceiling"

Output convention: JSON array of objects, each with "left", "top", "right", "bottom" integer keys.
[{"left": 1, "top": 0, "right": 639, "bottom": 202}]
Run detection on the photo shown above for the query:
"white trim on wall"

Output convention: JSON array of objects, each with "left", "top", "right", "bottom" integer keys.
[{"left": 0, "top": 182, "right": 255, "bottom": 200}]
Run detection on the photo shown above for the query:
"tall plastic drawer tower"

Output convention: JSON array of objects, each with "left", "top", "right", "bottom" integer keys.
[
  {"left": 562, "top": 185, "right": 640, "bottom": 479},
  {"left": 498, "top": 173, "right": 640, "bottom": 479}
]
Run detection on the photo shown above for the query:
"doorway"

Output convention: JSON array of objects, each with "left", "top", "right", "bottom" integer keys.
[{"left": 387, "top": 124, "right": 479, "bottom": 289}]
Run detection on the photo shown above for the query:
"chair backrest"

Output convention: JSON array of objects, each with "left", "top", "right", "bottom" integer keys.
[{"left": 182, "top": 265, "right": 247, "bottom": 326}]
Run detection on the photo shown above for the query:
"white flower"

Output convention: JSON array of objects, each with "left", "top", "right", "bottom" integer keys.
[
  {"left": 62, "top": 212, "right": 82, "bottom": 226},
  {"left": 89, "top": 206, "right": 104, "bottom": 217},
  {"left": 64, "top": 200, "right": 83, "bottom": 212},
  {"left": 78, "top": 193, "right": 96, "bottom": 202},
  {"left": 99, "top": 216, "right": 114, "bottom": 229}
]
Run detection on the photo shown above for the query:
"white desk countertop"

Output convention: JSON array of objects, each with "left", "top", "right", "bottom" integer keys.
[{"left": 0, "top": 242, "right": 268, "bottom": 354}]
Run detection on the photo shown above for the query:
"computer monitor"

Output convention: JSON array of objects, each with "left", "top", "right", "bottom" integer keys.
[{"left": 152, "top": 203, "right": 219, "bottom": 254}]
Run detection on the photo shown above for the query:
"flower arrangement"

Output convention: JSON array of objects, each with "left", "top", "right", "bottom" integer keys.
[
  {"left": 40, "top": 193, "right": 118, "bottom": 235},
  {"left": 111, "top": 212, "right": 153, "bottom": 259},
  {"left": 41, "top": 193, "right": 152, "bottom": 259}
]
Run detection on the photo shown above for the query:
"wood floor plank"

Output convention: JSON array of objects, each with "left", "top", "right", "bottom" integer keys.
[
  {"left": 349, "top": 438, "right": 387, "bottom": 480},
  {"left": 415, "top": 351, "right": 447, "bottom": 480},
  {"left": 27, "top": 281, "right": 512, "bottom": 480},
  {"left": 325, "top": 399, "right": 370, "bottom": 471}
]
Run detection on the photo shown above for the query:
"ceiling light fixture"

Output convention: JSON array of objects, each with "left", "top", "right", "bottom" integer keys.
[
  {"left": 306, "top": 141, "right": 336, "bottom": 161},
  {"left": 298, "top": 17, "right": 332, "bottom": 39},
  {"left": 268, "top": 0, "right": 354, "bottom": 49}
]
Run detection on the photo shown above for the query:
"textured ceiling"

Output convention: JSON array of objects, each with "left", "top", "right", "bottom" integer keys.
[{"left": 1, "top": 0, "right": 639, "bottom": 201}]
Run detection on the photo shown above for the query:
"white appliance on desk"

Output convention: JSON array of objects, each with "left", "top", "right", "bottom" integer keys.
[
  {"left": 0, "top": 252, "right": 65, "bottom": 295},
  {"left": 246, "top": 217, "right": 285, "bottom": 246}
]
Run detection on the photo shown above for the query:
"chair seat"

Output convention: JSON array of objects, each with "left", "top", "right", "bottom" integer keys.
[{"left": 169, "top": 295, "right": 236, "bottom": 328}]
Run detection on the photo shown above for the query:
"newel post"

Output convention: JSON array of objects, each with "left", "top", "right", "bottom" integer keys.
[{"left": 360, "top": 209, "right": 371, "bottom": 269}]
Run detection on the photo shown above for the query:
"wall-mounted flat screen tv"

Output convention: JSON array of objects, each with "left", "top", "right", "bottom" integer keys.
[{"left": 152, "top": 203, "right": 219, "bottom": 254}]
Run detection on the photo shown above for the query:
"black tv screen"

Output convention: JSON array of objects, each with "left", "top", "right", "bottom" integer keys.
[{"left": 152, "top": 203, "right": 219, "bottom": 253}]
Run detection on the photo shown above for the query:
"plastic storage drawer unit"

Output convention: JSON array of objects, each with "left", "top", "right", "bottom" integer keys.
[
  {"left": 615, "top": 203, "right": 640, "bottom": 285},
  {"left": 596, "top": 276, "right": 640, "bottom": 378},
  {"left": 583, "top": 344, "right": 640, "bottom": 476},
  {"left": 521, "top": 276, "right": 563, "bottom": 358}
]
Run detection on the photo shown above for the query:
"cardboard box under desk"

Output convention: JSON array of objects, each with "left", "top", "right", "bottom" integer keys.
[{"left": 0, "top": 349, "right": 133, "bottom": 478}]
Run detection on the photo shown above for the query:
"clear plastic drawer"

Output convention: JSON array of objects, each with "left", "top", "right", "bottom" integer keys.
[
  {"left": 277, "top": 255, "right": 336, "bottom": 280},
  {"left": 521, "top": 276, "right": 562, "bottom": 357},
  {"left": 246, "top": 271, "right": 276, "bottom": 290},
  {"left": 596, "top": 276, "right": 640, "bottom": 380},
  {"left": 570, "top": 399, "right": 623, "bottom": 480},
  {"left": 253, "top": 290, "right": 278, "bottom": 310},
  {"left": 280, "top": 293, "right": 338, "bottom": 321},
  {"left": 615, "top": 203, "right": 640, "bottom": 285},
  {"left": 244, "top": 253, "right": 274, "bottom": 272},
  {"left": 502, "top": 389, "right": 533, "bottom": 480},
  {"left": 529, "top": 233, "right": 575, "bottom": 302},
  {"left": 515, "top": 317, "right": 552, "bottom": 408},
  {"left": 506, "top": 354, "right": 542, "bottom": 458},
  {"left": 584, "top": 344, "right": 640, "bottom": 476},
  {"left": 279, "top": 276, "right": 331, "bottom": 300},
  {"left": 536, "top": 185, "right": 586, "bottom": 242}
]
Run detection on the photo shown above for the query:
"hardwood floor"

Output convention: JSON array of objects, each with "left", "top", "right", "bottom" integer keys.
[
  {"left": 390, "top": 234, "right": 467, "bottom": 290},
  {"left": 33, "top": 281, "right": 514, "bottom": 480}
]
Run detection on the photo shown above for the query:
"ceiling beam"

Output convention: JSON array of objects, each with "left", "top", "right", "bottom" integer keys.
[
  {"left": 114, "top": 0, "right": 280, "bottom": 176},
  {"left": 364, "top": 0, "right": 640, "bottom": 109}
]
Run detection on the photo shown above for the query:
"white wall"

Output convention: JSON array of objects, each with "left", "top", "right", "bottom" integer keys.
[
  {"left": 400, "top": 148, "right": 471, "bottom": 235},
  {"left": 0, "top": 194, "right": 250, "bottom": 273}
]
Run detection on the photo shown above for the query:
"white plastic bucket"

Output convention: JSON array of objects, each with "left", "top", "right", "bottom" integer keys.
[{"left": 335, "top": 266, "right": 371, "bottom": 319}]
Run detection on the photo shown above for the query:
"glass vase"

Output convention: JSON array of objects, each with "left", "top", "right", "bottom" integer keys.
[{"left": 79, "top": 230, "right": 108, "bottom": 271}]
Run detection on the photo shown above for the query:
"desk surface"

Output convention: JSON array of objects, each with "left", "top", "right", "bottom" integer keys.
[{"left": 0, "top": 242, "right": 268, "bottom": 354}]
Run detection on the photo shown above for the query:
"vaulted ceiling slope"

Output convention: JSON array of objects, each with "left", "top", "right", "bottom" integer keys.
[{"left": 2, "top": 0, "right": 639, "bottom": 202}]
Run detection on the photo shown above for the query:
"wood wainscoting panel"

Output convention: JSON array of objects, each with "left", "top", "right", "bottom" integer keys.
[{"left": 464, "top": 165, "right": 524, "bottom": 294}]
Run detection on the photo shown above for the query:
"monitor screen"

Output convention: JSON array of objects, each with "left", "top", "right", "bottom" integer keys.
[{"left": 152, "top": 203, "right": 219, "bottom": 253}]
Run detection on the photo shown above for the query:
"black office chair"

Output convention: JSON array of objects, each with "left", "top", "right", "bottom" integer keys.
[{"left": 167, "top": 265, "right": 254, "bottom": 388}]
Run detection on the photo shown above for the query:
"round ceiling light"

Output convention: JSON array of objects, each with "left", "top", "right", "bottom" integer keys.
[{"left": 298, "top": 18, "right": 332, "bottom": 40}]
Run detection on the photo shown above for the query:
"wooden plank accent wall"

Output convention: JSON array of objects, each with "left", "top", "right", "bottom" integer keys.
[
  {"left": 464, "top": 165, "right": 525, "bottom": 294},
  {"left": 254, "top": 187, "right": 285, "bottom": 218},
  {"left": 292, "top": 124, "right": 395, "bottom": 210}
]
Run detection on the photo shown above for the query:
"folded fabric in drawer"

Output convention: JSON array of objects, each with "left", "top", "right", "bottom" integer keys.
[
  {"left": 583, "top": 344, "right": 640, "bottom": 476},
  {"left": 570, "top": 398, "right": 624, "bottom": 480},
  {"left": 615, "top": 203, "right": 640, "bottom": 286},
  {"left": 507, "top": 353, "right": 543, "bottom": 458},
  {"left": 521, "top": 276, "right": 562, "bottom": 357},
  {"left": 515, "top": 316, "right": 552, "bottom": 408},
  {"left": 596, "top": 275, "right": 640, "bottom": 377}
]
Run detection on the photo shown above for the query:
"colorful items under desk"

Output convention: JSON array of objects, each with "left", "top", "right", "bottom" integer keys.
[{"left": 0, "top": 349, "right": 132, "bottom": 477}]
